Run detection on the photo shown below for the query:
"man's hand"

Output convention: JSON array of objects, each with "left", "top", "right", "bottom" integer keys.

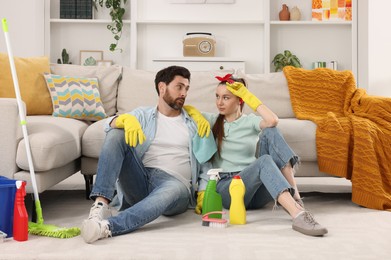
[
  {"left": 183, "top": 105, "right": 210, "bottom": 138},
  {"left": 195, "top": 191, "right": 205, "bottom": 215},
  {"left": 226, "top": 82, "right": 263, "bottom": 111},
  {"left": 115, "top": 114, "right": 146, "bottom": 147}
]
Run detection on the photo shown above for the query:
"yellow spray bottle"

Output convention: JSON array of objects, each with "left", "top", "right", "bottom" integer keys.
[{"left": 229, "top": 175, "right": 246, "bottom": 225}]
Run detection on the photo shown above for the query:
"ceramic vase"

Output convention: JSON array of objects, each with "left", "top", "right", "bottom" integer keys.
[
  {"left": 279, "top": 4, "right": 290, "bottom": 21},
  {"left": 290, "top": 6, "right": 301, "bottom": 21}
]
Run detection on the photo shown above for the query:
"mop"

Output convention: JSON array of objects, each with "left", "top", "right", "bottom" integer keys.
[{"left": 2, "top": 18, "right": 80, "bottom": 238}]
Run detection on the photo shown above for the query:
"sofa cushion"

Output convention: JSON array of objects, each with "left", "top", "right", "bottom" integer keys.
[
  {"left": 0, "top": 53, "right": 52, "bottom": 115},
  {"left": 239, "top": 71, "right": 295, "bottom": 118},
  {"left": 16, "top": 116, "right": 89, "bottom": 171},
  {"left": 82, "top": 120, "right": 106, "bottom": 158},
  {"left": 117, "top": 68, "right": 235, "bottom": 114},
  {"left": 44, "top": 73, "right": 107, "bottom": 121},
  {"left": 117, "top": 68, "right": 157, "bottom": 114},
  {"left": 277, "top": 118, "right": 317, "bottom": 161},
  {"left": 186, "top": 70, "right": 236, "bottom": 113},
  {"left": 50, "top": 64, "right": 122, "bottom": 116}
]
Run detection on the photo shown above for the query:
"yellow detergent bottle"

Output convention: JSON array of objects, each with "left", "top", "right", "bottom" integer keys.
[{"left": 229, "top": 175, "right": 246, "bottom": 225}]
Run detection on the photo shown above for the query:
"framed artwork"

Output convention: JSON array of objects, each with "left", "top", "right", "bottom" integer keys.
[
  {"left": 97, "top": 60, "right": 113, "bottom": 67},
  {"left": 312, "top": 0, "right": 352, "bottom": 21},
  {"left": 80, "top": 50, "right": 103, "bottom": 66}
]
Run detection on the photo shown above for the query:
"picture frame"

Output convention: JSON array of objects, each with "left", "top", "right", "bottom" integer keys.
[
  {"left": 80, "top": 50, "right": 103, "bottom": 66},
  {"left": 96, "top": 60, "right": 113, "bottom": 67}
]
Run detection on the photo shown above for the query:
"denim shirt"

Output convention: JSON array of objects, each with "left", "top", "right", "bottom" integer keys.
[{"left": 104, "top": 106, "right": 210, "bottom": 207}]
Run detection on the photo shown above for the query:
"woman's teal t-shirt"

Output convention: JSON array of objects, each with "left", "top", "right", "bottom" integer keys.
[{"left": 203, "top": 112, "right": 261, "bottom": 172}]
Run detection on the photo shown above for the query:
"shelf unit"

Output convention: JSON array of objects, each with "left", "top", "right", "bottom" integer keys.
[
  {"left": 151, "top": 57, "right": 246, "bottom": 72},
  {"left": 44, "top": 0, "right": 357, "bottom": 77}
]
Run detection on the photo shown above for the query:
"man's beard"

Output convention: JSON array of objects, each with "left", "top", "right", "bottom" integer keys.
[{"left": 163, "top": 91, "right": 185, "bottom": 110}]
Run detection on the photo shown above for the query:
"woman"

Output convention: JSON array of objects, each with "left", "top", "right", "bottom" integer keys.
[{"left": 190, "top": 74, "right": 328, "bottom": 236}]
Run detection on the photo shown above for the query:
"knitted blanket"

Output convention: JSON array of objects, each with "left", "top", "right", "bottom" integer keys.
[{"left": 283, "top": 66, "right": 391, "bottom": 210}]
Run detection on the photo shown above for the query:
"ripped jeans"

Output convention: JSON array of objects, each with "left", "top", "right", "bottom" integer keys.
[
  {"left": 216, "top": 127, "right": 299, "bottom": 209},
  {"left": 90, "top": 129, "right": 190, "bottom": 236}
]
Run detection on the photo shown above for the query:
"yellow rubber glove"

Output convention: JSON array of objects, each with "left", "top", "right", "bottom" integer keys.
[
  {"left": 226, "top": 82, "right": 263, "bottom": 111},
  {"left": 195, "top": 191, "right": 205, "bottom": 215},
  {"left": 183, "top": 105, "right": 210, "bottom": 138},
  {"left": 115, "top": 114, "right": 146, "bottom": 147}
]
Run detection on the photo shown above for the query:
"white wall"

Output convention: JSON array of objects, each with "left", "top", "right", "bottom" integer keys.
[
  {"left": 0, "top": 0, "right": 45, "bottom": 56},
  {"left": 367, "top": 0, "right": 391, "bottom": 97},
  {"left": 136, "top": 0, "right": 264, "bottom": 72},
  {"left": 1, "top": 0, "right": 391, "bottom": 97}
]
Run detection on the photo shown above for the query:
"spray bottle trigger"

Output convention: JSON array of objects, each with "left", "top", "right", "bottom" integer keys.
[{"left": 207, "top": 168, "right": 223, "bottom": 181}]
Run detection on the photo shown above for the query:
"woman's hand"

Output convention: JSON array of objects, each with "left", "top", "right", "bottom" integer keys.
[{"left": 226, "top": 82, "right": 263, "bottom": 111}]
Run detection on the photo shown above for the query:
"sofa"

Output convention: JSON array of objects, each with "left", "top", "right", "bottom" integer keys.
[{"left": 0, "top": 62, "right": 333, "bottom": 199}]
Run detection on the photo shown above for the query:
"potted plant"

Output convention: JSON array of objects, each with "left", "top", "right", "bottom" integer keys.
[
  {"left": 57, "top": 48, "right": 72, "bottom": 64},
  {"left": 93, "top": 0, "right": 128, "bottom": 52},
  {"left": 271, "top": 50, "right": 302, "bottom": 72}
]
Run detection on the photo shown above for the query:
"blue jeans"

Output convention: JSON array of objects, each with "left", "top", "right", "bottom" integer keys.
[
  {"left": 90, "top": 129, "right": 190, "bottom": 236},
  {"left": 216, "top": 127, "right": 299, "bottom": 209}
]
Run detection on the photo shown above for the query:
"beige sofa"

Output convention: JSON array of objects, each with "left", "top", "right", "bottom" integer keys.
[{"left": 0, "top": 64, "right": 331, "bottom": 198}]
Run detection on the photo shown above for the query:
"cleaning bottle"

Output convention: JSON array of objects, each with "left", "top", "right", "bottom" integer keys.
[
  {"left": 202, "top": 168, "right": 223, "bottom": 219},
  {"left": 229, "top": 175, "right": 246, "bottom": 225},
  {"left": 13, "top": 180, "right": 28, "bottom": 241}
]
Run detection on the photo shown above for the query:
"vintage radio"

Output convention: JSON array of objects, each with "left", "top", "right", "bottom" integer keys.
[{"left": 183, "top": 32, "right": 216, "bottom": 57}]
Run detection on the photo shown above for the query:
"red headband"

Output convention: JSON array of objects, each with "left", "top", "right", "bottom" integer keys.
[
  {"left": 215, "top": 74, "right": 243, "bottom": 105},
  {"left": 215, "top": 74, "right": 234, "bottom": 84}
]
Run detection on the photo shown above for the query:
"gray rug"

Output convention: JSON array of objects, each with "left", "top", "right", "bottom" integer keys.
[{"left": 1, "top": 187, "right": 391, "bottom": 260}]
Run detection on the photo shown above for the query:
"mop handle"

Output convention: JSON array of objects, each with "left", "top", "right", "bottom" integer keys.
[{"left": 2, "top": 18, "right": 40, "bottom": 202}]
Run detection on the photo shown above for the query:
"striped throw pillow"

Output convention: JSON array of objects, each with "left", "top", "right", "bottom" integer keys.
[{"left": 44, "top": 73, "right": 107, "bottom": 121}]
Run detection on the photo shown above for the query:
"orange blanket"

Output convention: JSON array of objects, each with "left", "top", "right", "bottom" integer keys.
[{"left": 283, "top": 66, "right": 391, "bottom": 210}]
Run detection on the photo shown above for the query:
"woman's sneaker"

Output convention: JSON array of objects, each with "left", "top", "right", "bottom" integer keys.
[{"left": 292, "top": 211, "right": 328, "bottom": 236}]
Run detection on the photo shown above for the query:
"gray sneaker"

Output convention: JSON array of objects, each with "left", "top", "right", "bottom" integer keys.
[
  {"left": 292, "top": 211, "right": 328, "bottom": 236},
  {"left": 81, "top": 219, "right": 111, "bottom": 243},
  {"left": 87, "top": 201, "right": 112, "bottom": 222}
]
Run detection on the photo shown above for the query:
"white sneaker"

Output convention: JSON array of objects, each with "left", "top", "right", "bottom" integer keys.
[
  {"left": 81, "top": 219, "right": 111, "bottom": 243},
  {"left": 87, "top": 201, "right": 112, "bottom": 222}
]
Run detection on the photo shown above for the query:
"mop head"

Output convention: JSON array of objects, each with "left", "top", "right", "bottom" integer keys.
[{"left": 28, "top": 222, "right": 80, "bottom": 239}]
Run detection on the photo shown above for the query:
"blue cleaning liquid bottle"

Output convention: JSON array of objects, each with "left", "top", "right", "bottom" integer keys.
[{"left": 202, "top": 168, "right": 223, "bottom": 219}]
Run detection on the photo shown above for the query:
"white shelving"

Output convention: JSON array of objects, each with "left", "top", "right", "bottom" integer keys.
[
  {"left": 50, "top": 19, "right": 132, "bottom": 24},
  {"left": 44, "top": 0, "right": 357, "bottom": 78},
  {"left": 152, "top": 57, "right": 245, "bottom": 72}
]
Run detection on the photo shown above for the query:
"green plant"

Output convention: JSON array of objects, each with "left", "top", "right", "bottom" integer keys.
[
  {"left": 57, "top": 48, "right": 70, "bottom": 64},
  {"left": 271, "top": 50, "right": 302, "bottom": 72},
  {"left": 93, "top": 0, "right": 128, "bottom": 52}
]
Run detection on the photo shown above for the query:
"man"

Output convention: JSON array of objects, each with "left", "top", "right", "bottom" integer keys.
[{"left": 81, "top": 66, "right": 212, "bottom": 243}]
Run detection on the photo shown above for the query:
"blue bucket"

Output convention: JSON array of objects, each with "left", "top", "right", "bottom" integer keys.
[{"left": 0, "top": 176, "right": 17, "bottom": 238}]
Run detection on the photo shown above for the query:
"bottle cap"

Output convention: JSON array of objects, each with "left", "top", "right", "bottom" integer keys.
[{"left": 233, "top": 175, "right": 241, "bottom": 179}]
